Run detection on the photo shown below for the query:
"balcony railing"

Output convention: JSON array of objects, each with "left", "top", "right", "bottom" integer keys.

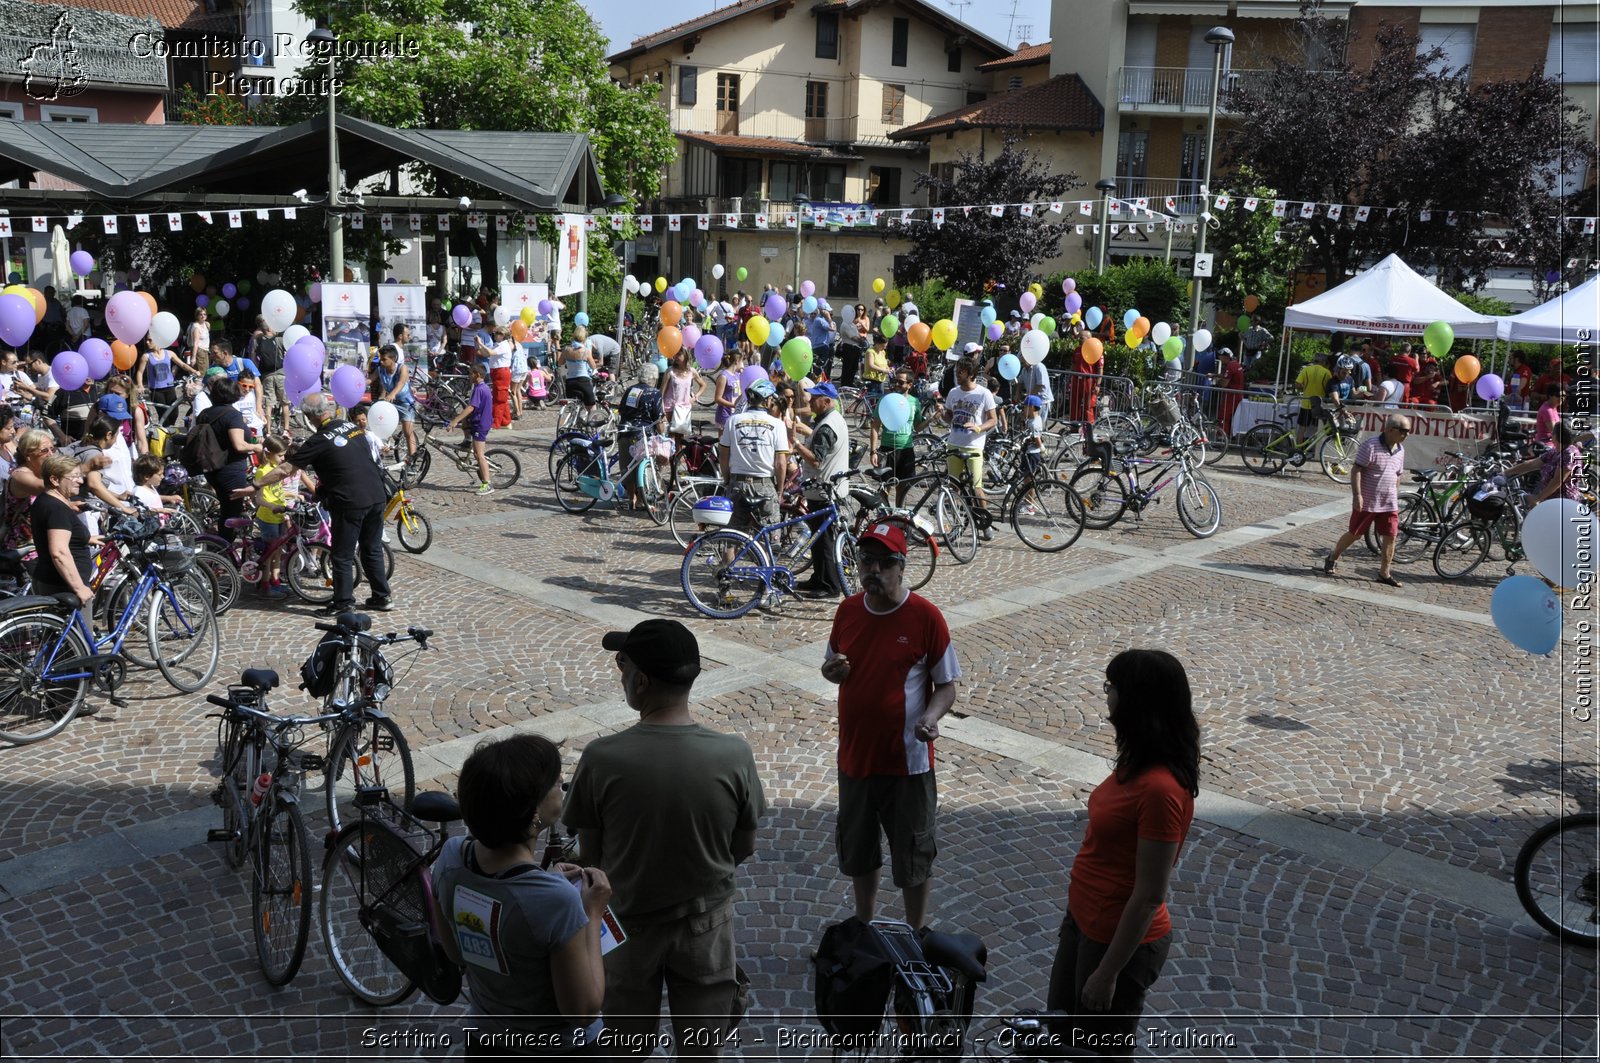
[
  {"left": 1110, "top": 176, "right": 1204, "bottom": 206},
  {"left": 1117, "top": 66, "right": 1272, "bottom": 112},
  {"left": 0, "top": 34, "right": 167, "bottom": 91}
]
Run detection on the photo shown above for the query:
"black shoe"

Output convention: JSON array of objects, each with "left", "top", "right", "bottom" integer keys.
[
  {"left": 363, "top": 596, "right": 395, "bottom": 612},
  {"left": 800, "top": 584, "right": 842, "bottom": 600},
  {"left": 317, "top": 602, "right": 354, "bottom": 617}
]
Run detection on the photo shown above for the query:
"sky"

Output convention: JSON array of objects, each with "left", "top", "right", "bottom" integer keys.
[{"left": 584, "top": 0, "right": 1053, "bottom": 55}]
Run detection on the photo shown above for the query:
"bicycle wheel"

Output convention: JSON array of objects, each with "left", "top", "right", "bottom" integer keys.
[
  {"left": 1240, "top": 424, "right": 1289, "bottom": 475},
  {"left": 286, "top": 542, "right": 335, "bottom": 604},
  {"left": 638, "top": 458, "right": 668, "bottom": 526},
  {"left": 668, "top": 489, "right": 704, "bottom": 549},
  {"left": 1175, "top": 475, "right": 1224, "bottom": 538},
  {"left": 832, "top": 529, "right": 861, "bottom": 597},
  {"left": 484, "top": 448, "right": 521, "bottom": 490},
  {"left": 1198, "top": 416, "right": 1229, "bottom": 466},
  {"left": 872, "top": 514, "right": 938, "bottom": 591},
  {"left": 1168, "top": 422, "right": 1207, "bottom": 468},
  {"left": 1011, "top": 479, "right": 1086, "bottom": 552},
  {"left": 187, "top": 484, "right": 220, "bottom": 529},
  {"left": 106, "top": 576, "right": 161, "bottom": 670},
  {"left": 215, "top": 723, "right": 250, "bottom": 870},
  {"left": 552, "top": 453, "right": 598, "bottom": 514},
  {"left": 1376, "top": 494, "right": 1439, "bottom": 564},
  {"left": 395, "top": 501, "right": 433, "bottom": 554},
  {"left": 325, "top": 714, "right": 417, "bottom": 832},
  {"left": 405, "top": 445, "right": 432, "bottom": 485},
  {"left": 557, "top": 401, "right": 583, "bottom": 432},
  {"left": 193, "top": 547, "right": 242, "bottom": 616},
  {"left": 934, "top": 485, "right": 978, "bottom": 564},
  {"left": 1319, "top": 432, "right": 1356, "bottom": 484},
  {"left": 0, "top": 610, "right": 90, "bottom": 746},
  {"left": 1515, "top": 813, "right": 1600, "bottom": 948},
  {"left": 1432, "top": 519, "right": 1491, "bottom": 580},
  {"left": 1067, "top": 464, "right": 1129, "bottom": 529},
  {"left": 681, "top": 530, "right": 768, "bottom": 619},
  {"left": 252, "top": 797, "right": 313, "bottom": 986},
  {"left": 320, "top": 823, "right": 418, "bottom": 1005},
  {"left": 1094, "top": 412, "right": 1144, "bottom": 453},
  {"left": 149, "top": 573, "right": 220, "bottom": 693}
]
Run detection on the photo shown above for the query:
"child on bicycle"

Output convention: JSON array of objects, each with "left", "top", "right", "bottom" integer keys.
[
  {"left": 249, "top": 436, "right": 293, "bottom": 598},
  {"left": 447, "top": 364, "right": 495, "bottom": 495},
  {"left": 526, "top": 363, "right": 550, "bottom": 410},
  {"left": 130, "top": 454, "right": 183, "bottom": 516}
]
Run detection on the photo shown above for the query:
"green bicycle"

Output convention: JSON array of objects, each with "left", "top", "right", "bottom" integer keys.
[{"left": 1240, "top": 405, "right": 1360, "bottom": 483}]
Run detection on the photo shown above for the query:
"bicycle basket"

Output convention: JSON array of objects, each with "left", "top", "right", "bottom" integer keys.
[
  {"left": 144, "top": 534, "right": 195, "bottom": 574},
  {"left": 352, "top": 804, "right": 461, "bottom": 1005},
  {"left": 1148, "top": 389, "right": 1183, "bottom": 427},
  {"left": 1466, "top": 479, "right": 1507, "bottom": 521}
]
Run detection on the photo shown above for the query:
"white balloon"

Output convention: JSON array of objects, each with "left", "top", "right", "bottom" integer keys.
[
  {"left": 148, "top": 311, "right": 181, "bottom": 349},
  {"left": 493, "top": 306, "right": 511, "bottom": 327},
  {"left": 1151, "top": 321, "right": 1172, "bottom": 346},
  {"left": 1193, "top": 328, "right": 1213, "bottom": 353},
  {"left": 624, "top": 274, "right": 640, "bottom": 294},
  {"left": 1524, "top": 498, "right": 1600, "bottom": 590},
  {"left": 367, "top": 400, "right": 400, "bottom": 442},
  {"left": 1021, "top": 329, "right": 1050, "bottom": 365},
  {"left": 261, "top": 288, "right": 296, "bottom": 332},
  {"left": 282, "top": 324, "right": 310, "bottom": 351},
  {"left": 712, "top": 263, "right": 725, "bottom": 279},
  {"left": 212, "top": 299, "right": 229, "bottom": 318},
  {"left": 1030, "top": 312, "right": 1045, "bottom": 329},
  {"left": 904, "top": 313, "right": 919, "bottom": 328}
]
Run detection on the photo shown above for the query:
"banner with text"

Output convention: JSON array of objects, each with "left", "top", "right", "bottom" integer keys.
[
  {"left": 501, "top": 283, "right": 559, "bottom": 335},
  {"left": 1342, "top": 404, "right": 1497, "bottom": 471},
  {"left": 321, "top": 283, "right": 372, "bottom": 369}
]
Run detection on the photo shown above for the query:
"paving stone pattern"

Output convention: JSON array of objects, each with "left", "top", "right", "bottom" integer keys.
[{"left": 0, "top": 409, "right": 1593, "bottom": 1062}]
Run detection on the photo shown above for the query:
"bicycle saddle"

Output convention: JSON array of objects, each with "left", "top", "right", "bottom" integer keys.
[
  {"left": 223, "top": 517, "right": 254, "bottom": 530},
  {"left": 336, "top": 611, "right": 372, "bottom": 633},
  {"left": 411, "top": 791, "right": 462, "bottom": 824},
  {"left": 917, "top": 928, "right": 988, "bottom": 982},
  {"left": 240, "top": 668, "right": 280, "bottom": 691}
]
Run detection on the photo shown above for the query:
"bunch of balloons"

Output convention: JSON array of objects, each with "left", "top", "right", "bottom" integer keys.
[{"left": 1490, "top": 499, "right": 1597, "bottom": 653}]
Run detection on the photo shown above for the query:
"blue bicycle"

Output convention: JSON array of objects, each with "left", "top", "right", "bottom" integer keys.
[
  {"left": 0, "top": 528, "right": 219, "bottom": 745},
  {"left": 551, "top": 422, "right": 670, "bottom": 524},
  {"left": 680, "top": 472, "right": 859, "bottom": 619}
]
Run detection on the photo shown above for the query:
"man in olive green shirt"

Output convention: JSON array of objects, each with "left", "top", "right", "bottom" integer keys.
[{"left": 868, "top": 367, "right": 921, "bottom": 505}]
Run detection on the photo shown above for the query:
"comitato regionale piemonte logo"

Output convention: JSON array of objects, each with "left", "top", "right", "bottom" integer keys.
[{"left": 22, "top": 12, "right": 88, "bottom": 102}]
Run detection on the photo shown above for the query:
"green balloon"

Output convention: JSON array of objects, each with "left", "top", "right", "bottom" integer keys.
[
  {"left": 735, "top": 266, "right": 749, "bottom": 281},
  {"left": 1423, "top": 320, "right": 1454, "bottom": 357},
  {"left": 880, "top": 314, "right": 900, "bottom": 339},
  {"left": 780, "top": 337, "right": 813, "bottom": 379},
  {"left": 1039, "top": 315, "right": 1057, "bottom": 336},
  {"left": 1236, "top": 313, "right": 1251, "bottom": 332},
  {"left": 237, "top": 279, "right": 252, "bottom": 294},
  {"left": 1162, "top": 336, "right": 1184, "bottom": 360}
]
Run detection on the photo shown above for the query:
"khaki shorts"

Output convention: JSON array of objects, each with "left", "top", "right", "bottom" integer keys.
[
  {"left": 946, "top": 448, "right": 983, "bottom": 488},
  {"left": 730, "top": 479, "right": 778, "bottom": 532},
  {"left": 261, "top": 371, "right": 287, "bottom": 422},
  {"left": 836, "top": 769, "right": 938, "bottom": 888}
]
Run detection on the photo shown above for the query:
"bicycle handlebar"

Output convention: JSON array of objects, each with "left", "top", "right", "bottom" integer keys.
[{"left": 312, "top": 621, "right": 433, "bottom": 649}]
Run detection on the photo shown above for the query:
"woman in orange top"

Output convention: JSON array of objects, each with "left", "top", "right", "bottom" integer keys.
[{"left": 1045, "top": 649, "right": 1200, "bottom": 1061}]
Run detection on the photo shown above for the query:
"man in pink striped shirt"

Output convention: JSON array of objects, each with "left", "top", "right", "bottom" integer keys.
[{"left": 1322, "top": 414, "right": 1411, "bottom": 587}]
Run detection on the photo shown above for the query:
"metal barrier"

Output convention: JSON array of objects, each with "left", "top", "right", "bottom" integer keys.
[{"left": 1046, "top": 369, "right": 1137, "bottom": 422}]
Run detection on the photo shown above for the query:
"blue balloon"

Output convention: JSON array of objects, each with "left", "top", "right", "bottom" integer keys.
[
  {"left": 574, "top": 311, "right": 590, "bottom": 328},
  {"left": 1085, "top": 306, "right": 1104, "bottom": 330},
  {"left": 980, "top": 306, "right": 997, "bottom": 326},
  {"left": 997, "top": 354, "right": 1021, "bottom": 381},
  {"left": 1490, "top": 575, "right": 1561, "bottom": 655},
  {"left": 878, "top": 392, "right": 912, "bottom": 432},
  {"left": 1122, "top": 309, "right": 1139, "bottom": 330},
  {"left": 766, "top": 328, "right": 782, "bottom": 347},
  {"left": 802, "top": 296, "right": 818, "bottom": 314}
]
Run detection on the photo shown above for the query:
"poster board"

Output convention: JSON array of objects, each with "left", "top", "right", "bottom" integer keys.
[
  {"left": 553, "top": 214, "right": 586, "bottom": 297},
  {"left": 375, "top": 284, "right": 428, "bottom": 367},
  {"left": 320, "top": 283, "right": 371, "bottom": 369},
  {"left": 951, "top": 298, "right": 985, "bottom": 354}
]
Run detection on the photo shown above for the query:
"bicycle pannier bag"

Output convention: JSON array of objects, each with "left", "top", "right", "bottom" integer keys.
[
  {"left": 178, "top": 410, "right": 230, "bottom": 476},
  {"left": 299, "top": 631, "right": 343, "bottom": 697},
  {"left": 812, "top": 916, "right": 894, "bottom": 1041}
]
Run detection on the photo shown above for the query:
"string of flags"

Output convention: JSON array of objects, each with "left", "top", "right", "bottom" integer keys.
[{"left": 1, "top": 191, "right": 1594, "bottom": 241}]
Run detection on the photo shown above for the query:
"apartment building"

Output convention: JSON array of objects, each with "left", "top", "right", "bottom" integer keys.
[{"left": 608, "top": 0, "right": 1007, "bottom": 301}]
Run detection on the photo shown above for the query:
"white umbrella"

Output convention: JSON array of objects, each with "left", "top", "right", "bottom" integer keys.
[{"left": 50, "top": 225, "right": 71, "bottom": 293}]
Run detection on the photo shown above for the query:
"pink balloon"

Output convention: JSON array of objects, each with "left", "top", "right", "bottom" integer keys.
[
  {"left": 105, "top": 290, "right": 152, "bottom": 345},
  {"left": 308, "top": 283, "right": 321, "bottom": 302},
  {"left": 800, "top": 280, "right": 816, "bottom": 298},
  {"left": 1062, "top": 277, "right": 1077, "bottom": 295},
  {"left": 1019, "top": 291, "right": 1037, "bottom": 314},
  {"left": 681, "top": 324, "right": 702, "bottom": 351},
  {"left": 690, "top": 288, "right": 705, "bottom": 307}
]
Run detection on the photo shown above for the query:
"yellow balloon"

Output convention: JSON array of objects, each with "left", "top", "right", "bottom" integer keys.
[
  {"left": 745, "top": 315, "right": 771, "bottom": 346},
  {"left": 872, "top": 277, "right": 886, "bottom": 294},
  {"left": 2, "top": 284, "right": 25, "bottom": 298},
  {"left": 520, "top": 306, "right": 536, "bottom": 325},
  {"left": 931, "top": 318, "right": 957, "bottom": 350},
  {"left": 1029, "top": 283, "right": 1043, "bottom": 298},
  {"left": 654, "top": 276, "right": 668, "bottom": 293},
  {"left": 886, "top": 289, "right": 901, "bottom": 309}
]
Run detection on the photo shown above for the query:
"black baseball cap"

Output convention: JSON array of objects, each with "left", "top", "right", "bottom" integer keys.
[{"left": 602, "top": 619, "right": 702, "bottom": 685}]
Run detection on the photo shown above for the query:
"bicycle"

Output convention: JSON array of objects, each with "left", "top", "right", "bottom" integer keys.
[
  {"left": 321, "top": 785, "right": 465, "bottom": 1005},
  {"left": 1515, "top": 813, "right": 1599, "bottom": 948},
  {"left": 199, "top": 500, "right": 393, "bottom": 607},
  {"left": 406, "top": 414, "right": 522, "bottom": 491},
  {"left": 1240, "top": 404, "right": 1360, "bottom": 483},
  {"left": 205, "top": 670, "right": 334, "bottom": 986},
  {"left": 680, "top": 472, "right": 859, "bottom": 619},
  {"left": 1431, "top": 482, "right": 1527, "bottom": 580},
  {"left": 382, "top": 463, "right": 433, "bottom": 554},
  {"left": 1068, "top": 425, "right": 1224, "bottom": 538},
  {"left": 555, "top": 372, "right": 617, "bottom": 433},
  {"left": 552, "top": 422, "right": 670, "bottom": 524},
  {"left": 668, "top": 474, "right": 727, "bottom": 549}
]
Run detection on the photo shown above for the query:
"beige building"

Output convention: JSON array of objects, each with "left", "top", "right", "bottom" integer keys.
[{"left": 608, "top": 0, "right": 1008, "bottom": 303}]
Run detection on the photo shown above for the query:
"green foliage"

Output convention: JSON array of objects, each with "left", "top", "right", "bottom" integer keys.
[
  {"left": 900, "top": 278, "right": 957, "bottom": 327},
  {"left": 168, "top": 84, "right": 278, "bottom": 126},
  {"left": 1067, "top": 259, "right": 1190, "bottom": 332},
  {"left": 1207, "top": 165, "right": 1302, "bottom": 331}
]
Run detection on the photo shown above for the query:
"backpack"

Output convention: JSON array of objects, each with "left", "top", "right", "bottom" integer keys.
[
  {"left": 178, "top": 409, "right": 229, "bottom": 476},
  {"left": 812, "top": 917, "right": 894, "bottom": 1041},
  {"left": 254, "top": 334, "right": 284, "bottom": 374},
  {"left": 299, "top": 630, "right": 343, "bottom": 697}
]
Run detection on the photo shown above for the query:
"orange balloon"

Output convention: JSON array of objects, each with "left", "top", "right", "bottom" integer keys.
[
  {"left": 657, "top": 325, "right": 683, "bottom": 357},
  {"left": 1080, "top": 336, "right": 1104, "bottom": 365},
  {"left": 510, "top": 320, "right": 529, "bottom": 342},
  {"left": 137, "top": 291, "right": 158, "bottom": 317},
  {"left": 659, "top": 300, "right": 682, "bottom": 327},
  {"left": 1133, "top": 316, "right": 1151, "bottom": 337},
  {"left": 1243, "top": 295, "right": 1260, "bottom": 313},
  {"left": 111, "top": 340, "right": 138, "bottom": 371},
  {"left": 908, "top": 321, "right": 932, "bottom": 353},
  {"left": 1453, "top": 355, "right": 1481, "bottom": 384},
  {"left": 23, "top": 288, "right": 44, "bottom": 322},
  {"left": 190, "top": 273, "right": 206, "bottom": 293}
]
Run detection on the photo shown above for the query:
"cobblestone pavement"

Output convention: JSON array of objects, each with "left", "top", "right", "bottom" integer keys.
[{"left": 0, "top": 411, "right": 1595, "bottom": 1063}]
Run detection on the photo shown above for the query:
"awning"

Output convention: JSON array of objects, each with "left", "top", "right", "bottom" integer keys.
[
  {"left": 1498, "top": 273, "right": 1600, "bottom": 343},
  {"left": 1129, "top": 2, "right": 1226, "bottom": 14},
  {"left": 1283, "top": 254, "right": 1503, "bottom": 339}
]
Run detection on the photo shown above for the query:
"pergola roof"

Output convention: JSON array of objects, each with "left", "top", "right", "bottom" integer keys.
[{"left": 0, "top": 114, "right": 605, "bottom": 211}]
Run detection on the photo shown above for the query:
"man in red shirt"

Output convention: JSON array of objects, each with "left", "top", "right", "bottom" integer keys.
[
  {"left": 821, "top": 523, "right": 960, "bottom": 929},
  {"left": 1389, "top": 344, "right": 1419, "bottom": 402}
]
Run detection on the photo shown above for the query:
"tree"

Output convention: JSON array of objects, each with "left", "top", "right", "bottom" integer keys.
[
  {"left": 1205, "top": 165, "right": 1305, "bottom": 331},
  {"left": 901, "top": 138, "right": 1083, "bottom": 300},
  {"left": 288, "top": 0, "right": 675, "bottom": 294},
  {"left": 1223, "top": 14, "right": 1595, "bottom": 292}
]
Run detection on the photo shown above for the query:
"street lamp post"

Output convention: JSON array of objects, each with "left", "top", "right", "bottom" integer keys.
[
  {"left": 1094, "top": 178, "right": 1116, "bottom": 273},
  {"left": 793, "top": 195, "right": 809, "bottom": 291},
  {"left": 307, "top": 24, "right": 341, "bottom": 284},
  {"left": 1188, "top": 26, "right": 1235, "bottom": 352},
  {"left": 595, "top": 193, "right": 627, "bottom": 339}
]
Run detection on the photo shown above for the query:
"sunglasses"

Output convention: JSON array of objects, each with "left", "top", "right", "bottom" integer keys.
[{"left": 858, "top": 553, "right": 903, "bottom": 570}]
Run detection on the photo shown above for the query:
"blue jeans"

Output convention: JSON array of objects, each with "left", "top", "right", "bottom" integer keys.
[{"left": 329, "top": 501, "right": 390, "bottom": 607}]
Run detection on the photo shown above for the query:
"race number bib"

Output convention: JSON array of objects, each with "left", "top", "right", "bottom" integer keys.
[{"left": 452, "top": 885, "right": 509, "bottom": 974}]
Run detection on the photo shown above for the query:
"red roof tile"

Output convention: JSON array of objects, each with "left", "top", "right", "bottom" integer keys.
[
  {"left": 890, "top": 73, "right": 1103, "bottom": 140},
  {"left": 678, "top": 131, "right": 823, "bottom": 156},
  {"left": 977, "top": 40, "right": 1050, "bottom": 71},
  {"left": 49, "top": 0, "right": 240, "bottom": 32}
]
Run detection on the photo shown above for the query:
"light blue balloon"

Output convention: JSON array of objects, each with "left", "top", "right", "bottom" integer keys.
[
  {"left": 1122, "top": 309, "right": 1139, "bottom": 330},
  {"left": 1490, "top": 575, "right": 1562, "bottom": 655},
  {"left": 654, "top": 355, "right": 669, "bottom": 372},
  {"left": 766, "top": 328, "right": 782, "bottom": 347},
  {"left": 1085, "top": 306, "right": 1103, "bottom": 330},
  {"left": 998, "top": 354, "right": 1021, "bottom": 381},
  {"left": 878, "top": 392, "right": 912, "bottom": 433},
  {"left": 574, "top": 311, "right": 590, "bottom": 328},
  {"left": 803, "top": 296, "right": 818, "bottom": 314},
  {"left": 980, "top": 306, "right": 997, "bottom": 326},
  {"left": 676, "top": 282, "right": 694, "bottom": 302}
]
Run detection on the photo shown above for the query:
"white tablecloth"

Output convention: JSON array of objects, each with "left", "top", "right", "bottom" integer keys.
[{"left": 1230, "top": 398, "right": 1296, "bottom": 437}]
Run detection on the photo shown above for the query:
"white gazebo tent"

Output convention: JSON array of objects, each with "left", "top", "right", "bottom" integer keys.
[{"left": 1498, "top": 273, "right": 1600, "bottom": 344}]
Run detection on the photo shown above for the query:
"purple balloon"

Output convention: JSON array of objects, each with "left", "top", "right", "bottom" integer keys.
[
  {"left": 293, "top": 335, "right": 327, "bottom": 363},
  {"left": 195, "top": 294, "right": 210, "bottom": 308},
  {"left": 690, "top": 288, "right": 705, "bottom": 307},
  {"left": 1475, "top": 373, "right": 1505, "bottom": 402},
  {"left": 52, "top": 351, "right": 87, "bottom": 391},
  {"left": 764, "top": 294, "right": 787, "bottom": 321},
  {"left": 1546, "top": 270, "right": 1562, "bottom": 284},
  {"left": 538, "top": 299, "right": 555, "bottom": 316},
  {"left": 284, "top": 339, "right": 325, "bottom": 385},
  {"left": 329, "top": 363, "right": 366, "bottom": 408},
  {"left": 79, "top": 339, "right": 112, "bottom": 380},
  {"left": 739, "top": 364, "right": 769, "bottom": 392},
  {"left": 1064, "top": 292, "right": 1083, "bottom": 313},
  {"left": 452, "top": 304, "right": 472, "bottom": 328},
  {"left": 800, "top": 279, "right": 816, "bottom": 298},
  {"left": 986, "top": 322, "right": 1004, "bottom": 341},
  {"left": 693, "top": 334, "right": 724, "bottom": 371},
  {"left": 681, "top": 324, "right": 702, "bottom": 351},
  {"left": 1019, "top": 291, "right": 1037, "bottom": 314},
  {"left": 69, "top": 250, "right": 94, "bottom": 276},
  {"left": 0, "top": 293, "right": 35, "bottom": 348},
  {"left": 1062, "top": 277, "right": 1077, "bottom": 295},
  {"left": 236, "top": 295, "right": 250, "bottom": 310},
  {"left": 221, "top": 282, "right": 237, "bottom": 299}
]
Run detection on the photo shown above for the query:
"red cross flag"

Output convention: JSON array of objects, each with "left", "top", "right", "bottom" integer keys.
[
  {"left": 724, "top": 213, "right": 738, "bottom": 227},
  {"left": 1049, "top": 201, "right": 1063, "bottom": 214},
  {"left": 197, "top": 211, "right": 213, "bottom": 224},
  {"left": 1272, "top": 201, "right": 1286, "bottom": 218},
  {"left": 988, "top": 204, "right": 1004, "bottom": 217},
  {"left": 1079, "top": 201, "right": 1092, "bottom": 215},
  {"left": 350, "top": 214, "right": 364, "bottom": 230},
  {"left": 1586, "top": 218, "right": 1597, "bottom": 235},
  {"left": 228, "top": 211, "right": 243, "bottom": 228},
  {"left": 283, "top": 207, "right": 297, "bottom": 220},
  {"left": 667, "top": 215, "right": 681, "bottom": 231},
  {"left": 256, "top": 209, "right": 271, "bottom": 221},
  {"left": 1214, "top": 194, "right": 1230, "bottom": 211},
  {"left": 1135, "top": 198, "right": 1148, "bottom": 212},
  {"left": 1020, "top": 203, "right": 1034, "bottom": 217},
  {"left": 1299, "top": 202, "right": 1315, "bottom": 218},
  {"left": 640, "top": 215, "right": 653, "bottom": 232},
  {"left": 496, "top": 215, "right": 510, "bottom": 233},
  {"left": 409, "top": 214, "right": 422, "bottom": 232},
  {"left": 755, "top": 214, "right": 768, "bottom": 229},
  {"left": 135, "top": 214, "right": 151, "bottom": 232},
  {"left": 31, "top": 216, "right": 46, "bottom": 232},
  {"left": 932, "top": 208, "right": 945, "bottom": 227},
  {"left": 1327, "top": 204, "right": 1343, "bottom": 221},
  {"left": 0, "top": 219, "right": 11, "bottom": 238},
  {"left": 168, "top": 213, "right": 183, "bottom": 231},
  {"left": 609, "top": 215, "right": 625, "bottom": 231},
  {"left": 437, "top": 215, "right": 451, "bottom": 231},
  {"left": 1355, "top": 206, "right": 1371, "bottom": 222},
  {"left": 1165, "top": 197, "right": 1177, "bottom": 212},
  {"left": 102, "top": 215, "right": 118, "bottom": 234}
]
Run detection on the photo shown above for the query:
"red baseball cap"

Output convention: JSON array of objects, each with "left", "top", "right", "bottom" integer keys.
[{"left": 858, "top": 522, "right": 907, "bottom": 557}]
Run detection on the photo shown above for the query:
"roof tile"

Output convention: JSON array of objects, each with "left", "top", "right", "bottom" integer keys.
[
  {"left": 890, "top": 73, "right": 1103, "bottom": 140},
  {"left": 48, "top": 0, "right": 239, "bottom": 33},
  {"left": 977, "top": 40, "right": 1050, "bottom": 71}
]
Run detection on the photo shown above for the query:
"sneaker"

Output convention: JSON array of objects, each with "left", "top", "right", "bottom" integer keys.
[
  {"left": 317, "top": 602, "right": 354, "bottom": 617},
  {"left": 382, "top": 528, "right": 393, "bottom": 544},
  {"left": 262, "top": 585, "right": 289, "bottom": 600},
  {"left": 477, "top": 482, "right": 494, "bottom": 495},
  {"left": 363, "top": 596, "right": 394, "bottom": 612},
  {"left": 978, "top": 527, "right": 993, "bottom": 542}
]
